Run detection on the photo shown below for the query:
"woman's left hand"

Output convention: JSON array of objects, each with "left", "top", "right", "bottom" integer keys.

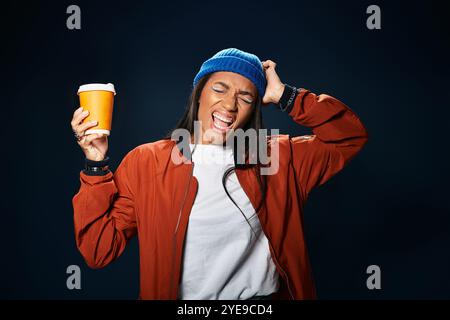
[{"left": 261, "top": 60, "right": 285, "bottom": 106}]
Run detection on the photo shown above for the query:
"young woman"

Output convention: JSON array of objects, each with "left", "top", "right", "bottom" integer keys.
[{"left": 71, "top": 48, "right": 368, "bottom": 300}]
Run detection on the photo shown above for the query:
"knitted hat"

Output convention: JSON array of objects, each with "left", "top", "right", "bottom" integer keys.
[{"left": 193, "top": 48, "right": 266, "bottom": 98}]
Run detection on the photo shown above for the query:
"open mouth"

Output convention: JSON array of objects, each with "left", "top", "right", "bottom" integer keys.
[{"left": 211, "top": 111, "right": 235, "bottom": 133}]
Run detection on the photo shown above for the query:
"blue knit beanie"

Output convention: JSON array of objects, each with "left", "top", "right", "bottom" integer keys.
[{"left": 193, "top": 48, "right": 266, "bottom": 98}]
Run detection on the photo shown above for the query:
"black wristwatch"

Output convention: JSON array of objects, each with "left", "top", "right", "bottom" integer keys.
[
  {"left": 278, "top": 84, "right": 299, "bottom": 113},
  {"left": 83, "top": 156, "right": 111, "bottom": 176}
]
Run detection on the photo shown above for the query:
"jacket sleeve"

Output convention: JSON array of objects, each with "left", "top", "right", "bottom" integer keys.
[
  {"left": 72, "top": 149, "right": 138, "bottom": 269},
  {"left": 288, "top": 88, "right": 368, "bottom": 196}
]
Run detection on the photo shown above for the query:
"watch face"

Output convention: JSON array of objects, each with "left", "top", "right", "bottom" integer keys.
[
  {"left": 85, "top": 165, "right": 108, "bottom": 172},
  {"left": 89, "top": 166, "right": 107, "bottom": 171}
]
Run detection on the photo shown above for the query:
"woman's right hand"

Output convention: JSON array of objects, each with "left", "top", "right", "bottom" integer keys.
[{"left": 71, "top": 107, "right": 108, "bottom": 161}]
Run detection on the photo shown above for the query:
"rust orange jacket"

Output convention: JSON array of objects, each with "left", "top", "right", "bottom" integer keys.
[{"left": 72, "top": 88, "right": 368, "bottom": 300}]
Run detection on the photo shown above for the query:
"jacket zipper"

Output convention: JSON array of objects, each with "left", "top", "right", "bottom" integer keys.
[
  {"left": 249, "top": 166, "right": 295, "bottom": 300},
  {"left": 264, "top": 231, "right": 295, "bottom": 300},
  {"left": 170, "top": 162, "right": 195, "bottom": 299}
]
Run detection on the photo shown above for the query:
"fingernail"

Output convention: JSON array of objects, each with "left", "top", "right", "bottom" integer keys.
[
  {"left": 78, "top": 106, "right": 83, "bottom": 111},
  {"left": 82, "top": 110, "right": 89, "bottom": 114},
  {"left": 91, "top": 120, "right": 97, "bottom": 124}
]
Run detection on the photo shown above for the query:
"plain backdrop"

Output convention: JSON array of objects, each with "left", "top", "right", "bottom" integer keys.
[{"left": 1, "top": 0, "right": 449, "bottom": 299}]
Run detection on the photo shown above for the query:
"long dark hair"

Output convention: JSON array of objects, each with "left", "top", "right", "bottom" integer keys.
[{"left": 165, "top": 74, "right": 267, "bottom": 238}]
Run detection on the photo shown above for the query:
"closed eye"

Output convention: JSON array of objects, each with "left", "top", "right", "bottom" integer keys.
[
  {"left": 212, "top": 86, "right": 253, "bottom": 104},
  {"left": 212, "top": 87, "right": 224, "bottom": 93},
  {"left": 241, "top": 98, "right": 252, "bottom": 104}
]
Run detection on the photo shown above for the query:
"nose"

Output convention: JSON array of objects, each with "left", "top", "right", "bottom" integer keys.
[{"left": 222, "top": 92, "right": 238, "bottom": 112}]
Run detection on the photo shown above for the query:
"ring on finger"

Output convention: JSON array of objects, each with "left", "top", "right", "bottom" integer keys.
[{"left": 73, "top": 130, "right": 84, "bottom": 142}]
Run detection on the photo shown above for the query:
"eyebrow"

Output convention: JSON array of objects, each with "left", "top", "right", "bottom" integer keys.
[{"left": 213, "top": 81, "right": 255, "bottom": 99}]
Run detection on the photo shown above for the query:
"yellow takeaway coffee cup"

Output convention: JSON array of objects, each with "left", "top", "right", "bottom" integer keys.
[{"left": 77, "top": 83, "right": 116, "bottom": 135}]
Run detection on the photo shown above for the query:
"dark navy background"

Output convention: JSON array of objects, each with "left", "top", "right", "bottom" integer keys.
[{"left": 2, "top": 0, "right": 449, "bottom": 299}]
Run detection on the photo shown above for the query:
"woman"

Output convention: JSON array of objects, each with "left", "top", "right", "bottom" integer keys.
[{"left": 71, "top": 48, "right": 368, "bottom": 300}]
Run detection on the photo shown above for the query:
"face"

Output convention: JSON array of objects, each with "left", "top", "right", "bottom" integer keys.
[{"left": 196, "top": 71, "right": 257, "bottom": 144}]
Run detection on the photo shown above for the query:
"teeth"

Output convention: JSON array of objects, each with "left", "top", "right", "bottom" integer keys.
[
  {"left": 213, "top": 112, "right": 233, "bottom": 123},
  {"left": 213, "top": 121, "right": 228, "bottom": 129}
]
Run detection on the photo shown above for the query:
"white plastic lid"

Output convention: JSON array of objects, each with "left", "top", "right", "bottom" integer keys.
[{"left": 77, "top": 83, "right": 116, "bottom": 95}]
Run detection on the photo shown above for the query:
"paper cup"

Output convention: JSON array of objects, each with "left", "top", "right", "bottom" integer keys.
[{"left": 77, "top": 83, "right": 116, "bottom": 135}]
